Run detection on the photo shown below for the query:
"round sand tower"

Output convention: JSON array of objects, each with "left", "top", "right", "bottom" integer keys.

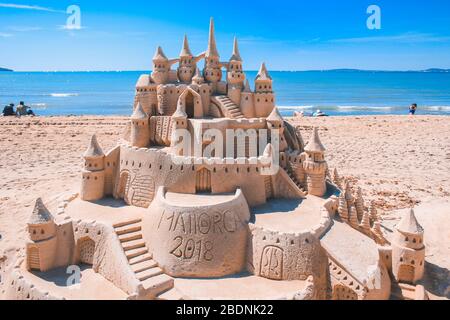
[{"left": 142, "top": 187, "right": 250, "bottom": 278}]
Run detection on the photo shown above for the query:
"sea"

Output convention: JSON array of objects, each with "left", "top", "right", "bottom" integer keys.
[{"left": 1, "top": 70, "right": 450, "bottom": 117}]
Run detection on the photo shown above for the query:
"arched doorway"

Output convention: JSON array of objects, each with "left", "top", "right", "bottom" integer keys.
[
  {"left": 28, "top": 247, "right": 40, "bottom": 271},
  {"left": 185, "top": 91, "right": 195, "bottom": 118},
  {"left": 177, "top": 87, "right": 203, "bottom": 119},
  {"left": 78, "top": 238, "right": 96, "bottom": 265},
  {"left": 398, "top": 265, "right": 415, "bottom": 284},
  {"left": 196, "top": 168, "right": 211, "bottom": 193}
]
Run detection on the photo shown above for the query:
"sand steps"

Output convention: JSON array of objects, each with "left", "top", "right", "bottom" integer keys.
[
  {"left": 286, "top": 167, "right": 306, "bottom": 193},
  {"left": 157, "top": 287, "right": 185, "bottom": 300},
  {"left": 113, "top": 218, "right": 174, "bottom": 298},
  {"left": 211, "top": 95, "right": 244, "bottom": 119}
]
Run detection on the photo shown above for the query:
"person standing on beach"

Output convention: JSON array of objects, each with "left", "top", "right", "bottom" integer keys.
[{"left": 409, "top": 103, "right": 418, "bottom": 115}]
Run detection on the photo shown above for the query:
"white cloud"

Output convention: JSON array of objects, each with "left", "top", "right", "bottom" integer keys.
[
  {"left": 7, "top": 26, "right": 42, "bottom": 32},
  {"left": 0, "top": 32, "right": 13, "bottom": 37},
  {"left": 328, "top": 32, "right": 450, "bottom": 44},
  {"left": 0, "top": 3, "right": 64, "bottom": 13}
]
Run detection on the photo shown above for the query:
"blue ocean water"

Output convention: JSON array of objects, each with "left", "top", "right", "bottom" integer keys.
[{"left": 1, "top": 71, "right": 450, "bottom": 117}]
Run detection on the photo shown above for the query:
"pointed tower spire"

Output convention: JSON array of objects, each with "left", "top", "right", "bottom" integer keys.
[
  {"left": 230, "top": 37, "right": 242, "bottom": 61},
  {"left": 29, "top": 198, "right": 54, "bottom": 225},
  {"left": 355, "top": 187, "right": 365, "bottom": 220},
  {"left": 83, "top": 134, "right": 104, "bottom": 158},
  {"left": 243, "top": 79, "right": 252, "bottom": 93},
  {"left": 338, "top": 193, "right": 349, "bottom": 221},
  {"left": 349, "top": 205, "right": 359, "bottom": 226},
  {"left": 332, "top": 168, "right": 341, "bottom": 188},
  {"left": 304, "top": 127, "right": 326, "bottom": 153},
  {"left": 206, "top": 17, "right": 219, "bottom": 57},
  {"left": 192, "top": 67, "right": 204, "bottom": 84},
  {"left": 397, "top": 209, "right": 424, "bottom": 235},
  {"left": 256, "top": 62, "right": 272, "bottom": 81},
  {"left": 180, "top": 35, "right": 193, "bottom": 57},
  {"left": 153, "top": 46, "right": 168, "bottom": 61},
  {"left": 369, "top": 201, "right": 378, "bottom": 223},
  {"left": 131, "top": 103, "right": 147, "bottom": 120},
  {"left": 361, "top": 210, "right": 371, "bottom": 231}
]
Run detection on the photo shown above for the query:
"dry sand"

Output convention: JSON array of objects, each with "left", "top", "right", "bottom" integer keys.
[{"left": 0, "top": 115, "right": 449, "bottom": 299}]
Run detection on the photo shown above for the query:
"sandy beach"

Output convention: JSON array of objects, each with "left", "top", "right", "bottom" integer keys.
[{"left": 0, "top": 115, "right": 449, "bottom": 299}]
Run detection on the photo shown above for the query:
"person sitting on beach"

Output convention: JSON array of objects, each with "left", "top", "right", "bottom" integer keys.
[
  {"left": 409, "top": 103, "right": 418, "bottom": 115},
  {"left": 16, "top": 101, "right": 28, "bottom": 116},
  {"left": 2, "top": 103, "right": 16, "bottom": 116},
  {"left": 16, "top": 101, "right": 35, "bottom": 117}
]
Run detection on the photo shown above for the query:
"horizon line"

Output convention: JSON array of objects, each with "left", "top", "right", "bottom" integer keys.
[{"left": 2, "top": 68, "right": 450, "bottom": 73}]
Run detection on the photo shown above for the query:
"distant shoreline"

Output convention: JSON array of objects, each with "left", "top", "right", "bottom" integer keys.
[{"left": 2, "top": 68, "right": 450, "bottom": 73}]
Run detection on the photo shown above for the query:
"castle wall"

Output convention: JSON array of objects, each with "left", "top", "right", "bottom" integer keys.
[
  {"left": 104, "top": 146, "right": 120, "bottom": 196},
  {"left": 157, "top": 84, "right": 187, "bottom": 116},
  {"left": 227, "top": 85, "right": 242, "bottom": 105},
  {"left": 254, "top": 92, "right": 275, "bottom": 118},
  {"left": 26, "top": 236, "right": 57, "bottom": 272},
  {"left": 135, "top": 75, "right": 158, "bottom": 116},
  {"left": 53, "top": 221, "right": 76, "bottom": 269},
  {"left": 5, "top": 268, "right": 62, "bottom": 300},
  {"left": 72, "top": 220, "right": 140, "bottom": 295},
  {"left": 240, "top": 92, "right": 255, "bottom": 118},
  {"left": 81, "top": 170, "right": 105, "bottom": 201},
  {"left": 247, "top": 225, "right": 329, "bottom": 299},
  {"left": 190, "top": 83, "right": 212, "bottom": 116},
  {"left": 115, "top": 145, "right": 272, "bottom": 208},
  {"left": 150, "top": 116, "right": 173, "bottom": 146}
]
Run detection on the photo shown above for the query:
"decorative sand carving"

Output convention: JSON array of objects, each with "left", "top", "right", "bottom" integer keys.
[{"left": 4, "top": 19, "right": 429, "bottom": 300}]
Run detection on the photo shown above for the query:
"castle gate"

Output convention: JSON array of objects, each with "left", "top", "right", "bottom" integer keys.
[
  {"left": 28, "top": 247, "right": 40, "bottom": 271},
  {"left": 398, "top": 265, "right": 415, "bottom": 284},
  {"left": 196, "top": 168, "right": 211, "bottom": 193},
  {"left": 78, "top": 238, "right": 96, "bottom": 265}
]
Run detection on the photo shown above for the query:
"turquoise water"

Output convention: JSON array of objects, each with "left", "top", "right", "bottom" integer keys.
[{"left": 1, "top": 71, "right": 450, "bottom": 116}]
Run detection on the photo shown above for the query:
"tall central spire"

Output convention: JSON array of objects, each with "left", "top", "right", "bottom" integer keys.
[
  {"left": 206, "top": 17, "right": 219, "bottom": 58},
  {"left": 230, "top": 37, "right": 242, "bottom": 61},
  {"left": 180, "top": 34, "right": 192, "bottom": 57}
]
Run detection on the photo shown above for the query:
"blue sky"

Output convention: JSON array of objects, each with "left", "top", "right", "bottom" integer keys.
[{"left": 1, "top": 0, "right": 450, "bottom": 71}]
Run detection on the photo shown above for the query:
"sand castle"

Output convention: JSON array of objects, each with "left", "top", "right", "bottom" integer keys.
[{"left": 4, "top": 19, "right": 428, "bottom": 300}]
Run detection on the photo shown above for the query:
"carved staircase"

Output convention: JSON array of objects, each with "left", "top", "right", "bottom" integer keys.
[
  {"left": 285, "top": 166, "right": 306, "bottom": 193},
  {"left": 211, "top": 95, "right": 244, "bottom": 119},
  {"left": 113, "top": 219, "right": 175, "bottom": 298}
]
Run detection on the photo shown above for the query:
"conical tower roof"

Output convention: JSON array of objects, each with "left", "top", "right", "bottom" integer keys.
[
  {"left": 28, "top": 198, "right": 54, "bottom": 225},
  {"left": 193, "top": 67, "right": 204, "bottom": 82},
  {"left": 255, "top": 62, "right": 272, "bottom": 81},
  {"left": 131, "top": 103, "right": 147, "bottom": 120},
  {"left": 304, "top": 127, "right": 326, "bottom": 153},
  {"left": 397, "top": 209, "right": 424, "bottom": 235},
  {"left": 180, "top": 35, "right": 193, "bottom": 57},
  {"left": 242, "top": 79, "right": 252, "bottom": 93},
  {"left": 83, "top": 134, "right": 104, "bottom": 158},
  {"left": 153, "top": 46, "right": 168, "bottom": 61},
  {"left": 206, "top": 17, "right": 219, "bottom": 57},
  {"left": 230, "top": 37, "right": 242, "bottom": 62},
  {"left": 172, "top": 106, "right": 188, "bottom": 119},
  {"left": 267, "top": 107, "right": 283, "bottom": 123}
]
